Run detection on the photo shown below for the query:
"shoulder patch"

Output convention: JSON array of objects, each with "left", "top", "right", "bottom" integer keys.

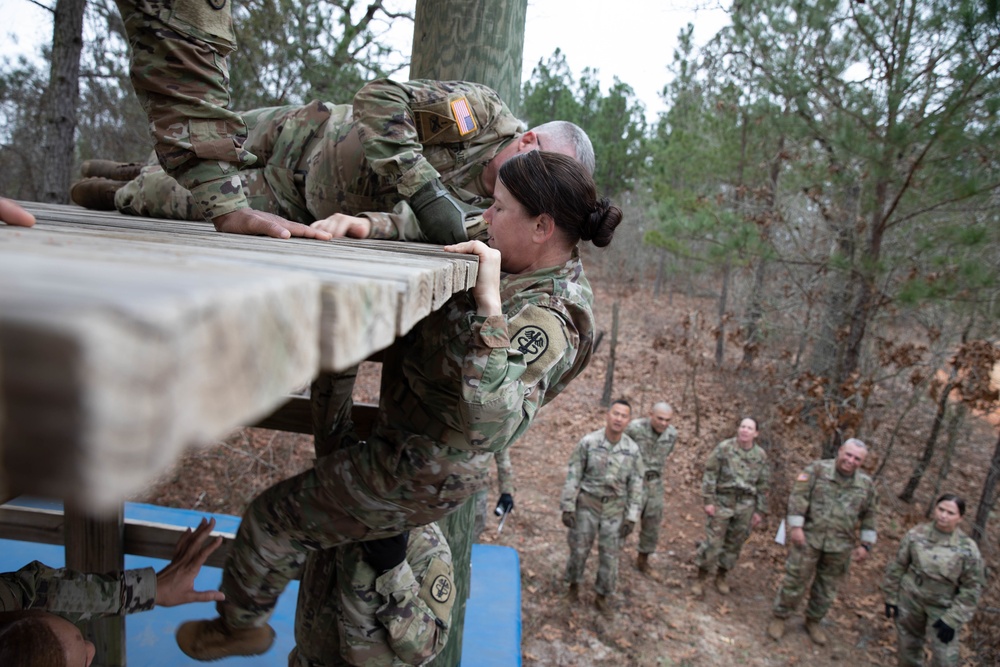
[
  {"left": 419, "top": 557, "right": 456, "bottom": 621},
  {"left": 797, "top": 472, "right": 810, "bottom": 482},
  {"left": 509, "top": 305, "right": 569, "bottom": 386}
]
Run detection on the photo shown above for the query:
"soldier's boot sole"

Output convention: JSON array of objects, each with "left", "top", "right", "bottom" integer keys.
[
  {"left": 70, "top": 177, "right": 127, "bottom": 210},
  {"left": 176, "top": 618, "right": 275, "bottom": 661},
  {"left": 81, "top": 159, "right": 144, "bottom": 181},
  {"left": 637, "top": 552, "right": 650, "bottom": 574},
  {"left": 805, "top": 619, "right": 828, "bottom": 646},
  {"left": 714, "top": 572, "right": 730, "bottom": 595},
  {"left": 766, "top": 618, "right": 785, "bottom": 641},
  {"left": 567, "top": 582, "right": 580, "bottom": 602}
]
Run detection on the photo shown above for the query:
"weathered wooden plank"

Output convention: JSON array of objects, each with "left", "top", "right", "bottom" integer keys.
[{"left": 0, "top": 244, "right": 321, "bottom": 509}]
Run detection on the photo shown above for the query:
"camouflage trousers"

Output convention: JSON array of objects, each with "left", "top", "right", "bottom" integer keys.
[
  {"left": 638, "top": 477, "right": 664, "bottom": 554},
  {"left": 288, "top": 546, "right": 352, "bottom": 667},
  {"left": 563, "top": 491, "right": 626, "bottom": 597},
  {"left": 895, "top": 592, "right": 960, "bottom": 667},
  {"left": 693, "top": 496, "right": 755, "bottom": 573},
  {"left": 772, "top": 543, "right": 852, "bottom": 621}
]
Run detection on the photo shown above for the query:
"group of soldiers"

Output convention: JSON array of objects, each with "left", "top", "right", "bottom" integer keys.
[{"left": 556, "top": 403, "right": 986, "bottom": 666}]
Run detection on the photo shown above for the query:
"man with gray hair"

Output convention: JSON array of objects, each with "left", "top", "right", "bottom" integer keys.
[
  {"left": 624, "top": 402, "right": 678, "bottom": 574},
  {"left": 768, "top": 438, "right": 879, "bottom": 646}
]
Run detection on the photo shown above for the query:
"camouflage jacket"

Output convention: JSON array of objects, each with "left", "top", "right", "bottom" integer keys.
[
  {"left": 0, "top": 561, "right": 156, "bottom": 622},
  {"left": 701, "top": 438, "right": 770, "bottom": 515},
  {"left": 787, "top": 459, "right": 878, "bottom": 552},
  {"left": 233, "top": 79, "right": 522, "bottom": 232},
  {"left": 495, "top": 449, "right": 514, "bottom": 495},
  {"left": 559, "top": 429, "right": 645, "bottom": 523},
  {"left": 337, "top": 523, "right": 454, "bottom": 666},
  {"left": 882, "top": 523, "right": 985, "bottom": 628},
  {"left": 625, "top": 418, "right": 677, "bottom": 479}
]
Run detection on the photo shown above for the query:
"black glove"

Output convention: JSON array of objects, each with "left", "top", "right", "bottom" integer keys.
[
  {"left": 932, "top": 618, "right": 955, "bottom": 644},
  {"left": 885, "top": 603, "right": 898, "bottom": 619},
  {"left": 619, "top": 520, "right": 635, "bottom": 539},
  {"left": 495, "top": 493, "right": 515, "bottom": 516},
  {"left": 362, "top": 531, "right": 409, "bottom": 574},
  {"left": 409, "top": 178, "right": 468, "bottom": 244},
  {"left": 561, "top": 511, "right": 576, "bottom": 529}
]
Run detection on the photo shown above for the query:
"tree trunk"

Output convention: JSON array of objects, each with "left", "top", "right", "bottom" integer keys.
[
  {"left": 600, "top": 302, "right": 620, "bottom": 407},
  {"left": 41, "top": 0, "right": 86, "bottom": 204},
  {"left": 654, "top": 249, "right": 665, "bottom": 298},
  {"left": 898, "top": 372, "right": 956, "bottom": 502},
  {"left": 715, "top": 260, "right": 730, "bottom": 367},
  {"left": 925, "top": 403, "right": 966, "bottom": 518},
  {"left": 410, "top": 4, "right": 528, "bottom": 663},
  {"left": 972, "top": 430, "right": 1000, "bottom": 544}
]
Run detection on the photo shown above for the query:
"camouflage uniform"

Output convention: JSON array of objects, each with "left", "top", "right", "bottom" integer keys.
[
  {"left": 560, "top": 429, "right": 644, "bottom": 597},
  {"left": 773, "top": 458, "right": 879, "bottom": 621},
  {"left": 219, "top": 253, "right": 595, "bottom": 629},
  {"left": 114, "top": 0, "right": 255, "bottom": 220},
  {"left": 0, "top": 561, "right": 156, "bottom": 623},
  {"left": 624, "top": 418, "right": 678, "bottom": 555},
  {"left": 882, "top": 523, "right": 985, "bottom": 667},
  {"left": 290, "top": 522, "right": 455, "bottom": 667},
  {"left": 694, "top": 438, "right": 770, "bottom": 573},
  {"left": 473, "top": 449, "right": 515, "bottom": 537},
  {"left": 114, "top": 79, "right": 523, "bottom": 236}
]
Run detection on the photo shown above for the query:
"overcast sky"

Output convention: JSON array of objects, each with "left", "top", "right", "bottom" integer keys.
[{"left": 1, "top": 0, "right": 730, "bottom": 123}]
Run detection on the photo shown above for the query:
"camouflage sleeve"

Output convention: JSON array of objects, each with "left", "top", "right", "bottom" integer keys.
[
  {"left": 361, "top": 202, "right": 485, "bottom": 242},
  {"left": 880, "top": 529, "right": 913, "bottom": 605},
  {"left": 560, "top": 438, "right": 587, "bottom": 513},
  {"left": 701, "top": 444, "right": 721, "bottom": 504},
  {"left": 374, "top": 559, "right": 451, "bottom": 665},
  {"left": 0, "top": 561, "right": 156, "bottom": 622},
  {"left": 115, "top": 0, "right": 256, "bottom": 220},
  {"left": 625, "top": 445, "right": 644, "bottom": 523},
  {"left": 457, "top": 305, "right": 578, "bottom": 454},
  {"left": 941, "top": 541, "right": 986, "bottom": 629},
  {"left": 495, "top": 449, "right": 515, "bottom": 495},
  {"left": 755, "top": 455, "right": 771, "bottom": 515},
  {"left": 786, "top": 461, "right": 818, "bottom": 529},
  {"left": 859, "top": 481, "right": 879, "bottom": 545}
]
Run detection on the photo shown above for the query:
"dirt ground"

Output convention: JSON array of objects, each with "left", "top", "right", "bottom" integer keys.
[{"left": 142, "top": 276, "right": 1000, "bottom": 666}]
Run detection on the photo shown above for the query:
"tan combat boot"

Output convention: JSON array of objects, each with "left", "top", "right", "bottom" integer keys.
[
  {"left": 567, "top": 582, "right": 580, "bottom": 602},
  {"left": 594, "top": 593, "right": 612, "bottom": 616},
  {"left": 175, "top": 618, "right": 275, "bottom": 660},
  {"left": 691, "top": 568, "right": 708, "bottom": 598},
  {"left": 714, "top": 569, "right": 731, "bottom": 595},
  {"left": 80, "top": 159, "right": 144, "bottom": 181},
  {"left": 767, "top": 617, "right": 785, "bottom": 641},
  {"left": 636, "top": 552, "right": 650, "bottom": 574},
  {"left": 70, "top": 177, "right": 127, "bottom": 210},
  {"left": 805, "top": 618, "right": 828, "bottom": 646}
]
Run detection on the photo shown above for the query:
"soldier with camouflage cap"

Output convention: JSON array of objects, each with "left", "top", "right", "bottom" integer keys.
[
  {"left": 768, "top": 438, "right": 879, "bottom": 646},
  {"left": 74, "top": 78, "right": 593, "bottom": 246},
  {"left": 882, "top": 493, "right": 984, "bottom": 667},
  {"left": 692, "top": 417, "right": 770, "bottom": 597},
  {"left": 560, "top": 399, "right": 645, "bottom": 614},
  {"left": 625, "top": 402, "right": 678, "bottom": 574},
  {"left": 285, "top": 522, "right": 455, "bottom": 667},
  {"left": 175, "top": 151, "right": 623, "bottom": 660},
  {"left": 0, "top": 518, "right": 223, "bottom": 666}
]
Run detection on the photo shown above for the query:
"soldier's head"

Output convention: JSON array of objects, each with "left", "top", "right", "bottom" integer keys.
[
  {"left": 835, "top": 438, "right": 868, "bottom": 476},
  {"left": 0, "top": 609, "right": 95, "bottom": 667},
  {"left": 736, "top": 417, "right": 759, "bottom": 446},
  {"left": 933, "top": 493, "right": 965, "bottom": 534},
  {"left": 650, "top": 402, "right": 673, "bottom": 434},
  {"left": 484, "top": 122, "right": 594, "bottom": 193},
  {"left": 605, "top": 399, "right": 632, "bottom": 439}
]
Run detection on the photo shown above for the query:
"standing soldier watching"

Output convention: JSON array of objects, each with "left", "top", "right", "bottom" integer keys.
[
  {"left": 560, "top": 400, "right": 644, "bottom": 614},
  {"left": 625, "top": 402, "right": 678, "bottom": 574},
  {"left": 881, "top": 493, "right": 984, "bottom": 667},
  {"left": 768, "top": 438, "right": 879, "bottom": 646},
  {"left": 691, "top": 417, "right": 769, "bottom": 597}
]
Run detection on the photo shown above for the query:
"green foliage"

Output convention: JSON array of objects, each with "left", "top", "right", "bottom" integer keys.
[{"left": 521, "top": 49, "right": 647, "bottom": 196}]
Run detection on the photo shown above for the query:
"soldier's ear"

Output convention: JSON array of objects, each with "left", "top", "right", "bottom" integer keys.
[
  {"left": 518, "top": 131, "right": 540, "bottom": 153},
  {"left": 532, "top": 213, "right": 556, "bottom": 243}
]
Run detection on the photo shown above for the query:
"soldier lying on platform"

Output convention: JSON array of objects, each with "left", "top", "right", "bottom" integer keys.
[
  {"left": 0, "top": 518, "right": 223, "bottom": 667},
  {"left": 71, "top": 78, "right": 593, "bottom": 246},
  {"left": 174, "top": 151, "right": 622, "bottom": 661}
]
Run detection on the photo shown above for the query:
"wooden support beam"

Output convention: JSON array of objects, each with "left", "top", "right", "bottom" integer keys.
[{"left": 252, "top": 398, "right": 379, "bottom": 439}]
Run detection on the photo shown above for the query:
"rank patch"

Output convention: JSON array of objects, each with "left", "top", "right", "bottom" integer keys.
[{"left": 451, "top": 97, "right": 478, "bottom": 135}]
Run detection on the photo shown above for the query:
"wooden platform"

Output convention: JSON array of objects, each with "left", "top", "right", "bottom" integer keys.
[{"left": 0, "top": 201, "right": 477, "bottom": 509}]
